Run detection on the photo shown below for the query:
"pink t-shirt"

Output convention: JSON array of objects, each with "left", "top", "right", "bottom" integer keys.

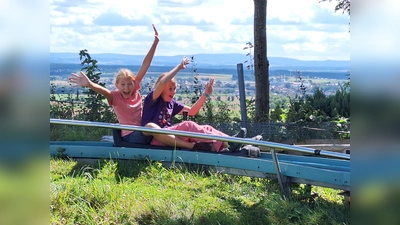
[{"left": 108, "top": 87, "right": 142, "bottom": 137}]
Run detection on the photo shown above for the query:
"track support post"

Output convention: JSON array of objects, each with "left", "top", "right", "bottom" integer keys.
[{"left": 271, "top": 148, "right": 289, "bottom": 198}]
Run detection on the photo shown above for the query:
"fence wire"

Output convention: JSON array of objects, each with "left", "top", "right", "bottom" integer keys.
[{"left": 207, "top": 120, "right": 348, "bottom": 143}]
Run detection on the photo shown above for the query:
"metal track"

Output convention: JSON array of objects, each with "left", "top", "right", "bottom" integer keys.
[
  {"left": 50, "top": 119, "right": 350, "bottom": 194},
  {"left": 50, "top": 119, "right": 350, "bottom": 160}
]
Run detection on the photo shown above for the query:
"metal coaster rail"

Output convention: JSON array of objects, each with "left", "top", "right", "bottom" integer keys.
[{"left": 50, "top": 118, "right": 350, "bottom": 160}]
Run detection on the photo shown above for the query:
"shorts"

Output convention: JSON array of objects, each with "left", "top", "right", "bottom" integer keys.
[{"left": 122, "top": 131, "right": 153, "bottom": 144}]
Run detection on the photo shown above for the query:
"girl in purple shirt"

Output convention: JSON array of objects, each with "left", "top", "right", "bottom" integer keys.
[{"left": 142, "top": 57, "right": 244, "bottom": 152}]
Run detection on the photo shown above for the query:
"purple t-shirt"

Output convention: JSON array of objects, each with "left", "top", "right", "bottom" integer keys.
[{"left": 142, "top": 90, "right": 185, "bottom": 128}]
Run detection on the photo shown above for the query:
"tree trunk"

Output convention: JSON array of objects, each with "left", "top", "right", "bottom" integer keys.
[{"left": 253, "top": 0, "right": 269, "bottom": 121}]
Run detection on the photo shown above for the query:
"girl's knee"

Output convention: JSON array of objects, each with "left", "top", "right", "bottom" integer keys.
[
  {"left": 180, "top": 120, "right": 197, "bottom": 128},
  {"left": 181, "top": 120, "right": 195, "bottom": 125},
  {"left": 203, "top": 125, "right": 213, "bottom": 129},
  {"left": 145, "top": 122, "right": 159, "bottom": 128}
]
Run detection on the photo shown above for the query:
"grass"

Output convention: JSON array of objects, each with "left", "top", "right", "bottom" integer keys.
[
  {"left": 49, "top": 120, "right": 349, "bottom": 224},
  {"left": 285, "top": 77, "right": 345, "bottom": 84},
  {"left": 50, "top": 125, "right": 111, "bottom": 141},
  {"left": 50, "top": 157, "right": 350, "bottom": 225}
]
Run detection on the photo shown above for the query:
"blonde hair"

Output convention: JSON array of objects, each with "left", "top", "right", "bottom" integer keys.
[
  {"left": 114, "top": 69, "right": 136, "bottom": 85},
  {"left": 154, "top": 73, "right": 176, "bottom": 89}
]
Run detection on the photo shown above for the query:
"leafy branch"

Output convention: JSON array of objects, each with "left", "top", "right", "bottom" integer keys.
[{"left": 243, "top": 42, "right": 254, "bottom": 75}]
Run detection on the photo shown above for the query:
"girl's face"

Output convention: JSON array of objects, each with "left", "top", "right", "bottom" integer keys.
[
  {"left": 116, "top": 77, "right": 135, "bottom": 98},
  {"left": 161, "top": 81, "right": 176, "bottom": 102}
]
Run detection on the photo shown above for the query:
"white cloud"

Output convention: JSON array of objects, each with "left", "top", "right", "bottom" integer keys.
[
  {"left": 50, "top": 0, "right": 350, "bottom": 60},
  {"left": 268, "top": 0, "right": 316, "bottom": 23}
]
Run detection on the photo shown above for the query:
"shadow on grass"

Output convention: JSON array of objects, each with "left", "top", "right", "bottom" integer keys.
[
  {"left": 51, "top": 157, "right": 152, "bottom": 180},
  {"left": 135, "top": 206, "right": 271, "bottom": 225},
  {"left": 51, "top": 157, "right": 212, "bottom": 182}
]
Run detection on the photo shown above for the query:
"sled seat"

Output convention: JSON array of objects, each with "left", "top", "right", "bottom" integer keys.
[{"left": 112, "top": 129, "right": 180, "bottom": 150}]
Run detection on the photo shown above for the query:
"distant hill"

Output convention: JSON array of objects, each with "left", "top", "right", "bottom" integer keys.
[{"left": 50, "top": 53, "right": 350, "bottom": 72}]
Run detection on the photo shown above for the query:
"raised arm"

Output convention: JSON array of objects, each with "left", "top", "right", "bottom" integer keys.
[
  {"left": 135, "top": 24, "right": 159, "bottom": 84},
  {"left": 183, "top": 78, "right": 214, "bottom": 116},
  {"left": 152, "top": 56, "right": 190, "bottom": 101},
  {"left": 69, "top": 71, "right": 113, "bottom": 102}
]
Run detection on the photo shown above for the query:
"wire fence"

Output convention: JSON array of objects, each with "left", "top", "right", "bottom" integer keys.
[{"left": 206, "top": 120, "right": 348, "bottom": 143}]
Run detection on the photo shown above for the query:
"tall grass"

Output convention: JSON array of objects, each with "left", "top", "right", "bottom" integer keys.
[{"left": 50, "top": 158, "right": 350, "bottom": 225}]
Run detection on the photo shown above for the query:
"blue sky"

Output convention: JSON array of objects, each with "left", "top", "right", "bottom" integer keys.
[{"left": 49, "top": 0, "right": 350, "bottom": 61}]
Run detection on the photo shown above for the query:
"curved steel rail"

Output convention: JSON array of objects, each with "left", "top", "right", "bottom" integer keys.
[{"left": 50, "top": 119, "right": 350, "bottom": 160}]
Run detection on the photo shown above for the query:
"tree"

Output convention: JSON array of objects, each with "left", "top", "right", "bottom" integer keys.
[
  {"left": 253, "top": 0, "right": 269, "bottom": 122},
  {"left": 78, "top": 49, "right": 116, "bottom": 122},
  {"left": 243, "top": 42, "right": 254, "bottom": 75}
]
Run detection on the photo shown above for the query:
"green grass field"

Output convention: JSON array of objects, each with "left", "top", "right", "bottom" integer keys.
[
  {"left": 285, "top": 77, "right": 345, "bottom": 84},
  {"left": 50, "top": 157, "right": 350, "bottom": 225}
]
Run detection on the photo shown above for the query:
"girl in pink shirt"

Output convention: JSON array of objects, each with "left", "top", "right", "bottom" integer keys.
[
  {"left": 69, "top": 24, "right": 158, "bottom": 144},
  {"left": 68, "top": 25, "right": 215, "bottom": 151}
]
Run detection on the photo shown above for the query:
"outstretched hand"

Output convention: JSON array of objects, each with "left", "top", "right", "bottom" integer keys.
[
  {"left": 69, "top": 71, "right": 91, "bottom": 87},
  {"left": 180, "top": 56, "right": 190, "bottom": 69},
  {"left": 152, "top": 24, "right": 159, "bottom": 43},
  {"left": 204, "top": 78, "right": 214, "bottom": 95}
]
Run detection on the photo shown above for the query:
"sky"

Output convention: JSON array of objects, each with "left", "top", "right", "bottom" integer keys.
[
  {"left": 49, "top": 0, "right": 350, "bottom": 61},
  {"left": 3, "top": 2, "right": 400, "bottom": 223}
]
